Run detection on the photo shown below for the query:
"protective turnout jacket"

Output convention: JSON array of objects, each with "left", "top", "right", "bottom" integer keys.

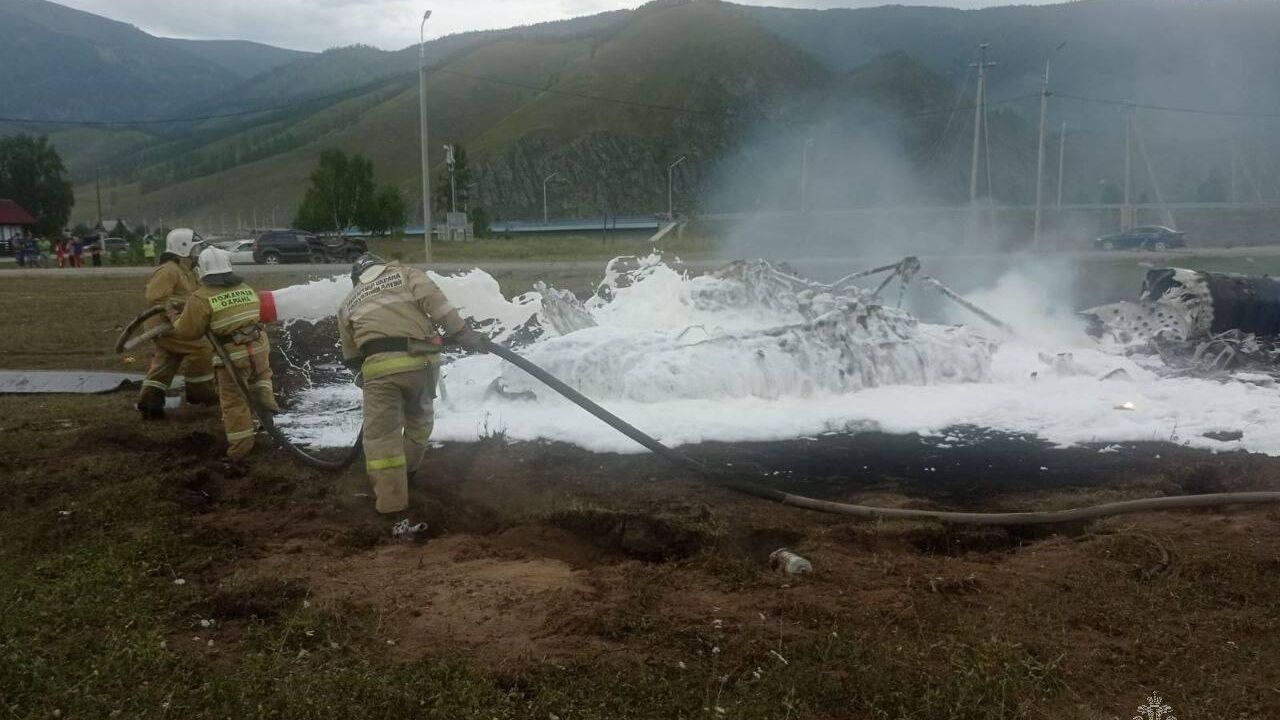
[
  {"left": 337, "top": 262, "right": 465, "bottom": 380},
  {"left": 146, "top": 261, "right": 208, "bottom": 346},
  {"left": 170, "top": 281, "right": 268, "bottom": 364}
]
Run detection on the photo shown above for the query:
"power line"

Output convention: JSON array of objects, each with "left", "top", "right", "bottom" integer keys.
[{"left": 1054, "top": 92, "right": 1280, "bottom": 120}]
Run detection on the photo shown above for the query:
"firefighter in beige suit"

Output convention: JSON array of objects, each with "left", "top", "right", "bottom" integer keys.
[
  {"left": 337, "top": 254, "right": 486, "bottom": 514},
  {"left": 136, "top": 228, "right": 217, "bottom": 419},
  {"left": 168, "top": 247, "right": 278, "bottom": 460}
]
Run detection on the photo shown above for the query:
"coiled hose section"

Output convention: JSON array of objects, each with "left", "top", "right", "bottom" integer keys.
[
  {"left": 483, "top": 338, "right": 1280, "bottom": 526},
  {"left": 206, "top": 330, "right": 363, "bottom": 470},
  {"left": 117, "top": 306, "right": 363, "bottom": 470}
]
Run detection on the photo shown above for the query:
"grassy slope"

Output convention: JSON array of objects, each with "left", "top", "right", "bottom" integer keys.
[
  {"left": 71, "top": 1, "right": 824, "bottom": 225},
  {"left": 70, "top": 37, "right": 597, "bottom": 226},
  {"left": 473, "top": 1, "right": 823, "bottom": 152}
]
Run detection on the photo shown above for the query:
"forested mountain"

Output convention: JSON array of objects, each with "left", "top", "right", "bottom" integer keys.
[{"left": 3, "top": 0, "right": 1277, "bottom": 227}]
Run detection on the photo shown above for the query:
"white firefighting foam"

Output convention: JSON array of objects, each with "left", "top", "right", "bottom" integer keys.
[{"left": 274, "top": 258, "right": 1280, "bottom": 455}]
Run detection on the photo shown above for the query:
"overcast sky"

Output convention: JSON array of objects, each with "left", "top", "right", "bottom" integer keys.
[{"left": 56, "top": 0, "right": 1063, "bottom": 53}]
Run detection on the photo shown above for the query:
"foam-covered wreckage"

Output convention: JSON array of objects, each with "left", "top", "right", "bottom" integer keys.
[
  {"left": 485, "top": 256, "right": 995, "bottom": 402},
  {"left": 1082, "top": 268, "right": 1280, "bottom": 375},
  {"left": 259, "top": 256, "right": 997, "bottom": 405}
]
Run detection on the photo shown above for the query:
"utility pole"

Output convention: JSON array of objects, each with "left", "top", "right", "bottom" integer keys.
[
  {"left": 1132, "top": 114, "right": 1176, "bottom": 230},
  {"left": 1033, "top": 43, "right": 1065, "bottom": 250},
  {"left": 968, "top": 44, "right": 996, "bottom": 205},
  {"left": 443, "top": 144, "right": 457, "bottom": 213},
  {"left": 800, "top": 138, "right": 813, "bottom": 213},
  {"left": 252, "top": 208, "right": 258, "bottom": 233},
  {"left": 1230, "top": 145, "right": 1238, "bottom": 204},
  {"left": 667, "top": 156, "right": 687, "bottom": 220},
  {"left": 418, "top": 10, "right": 433, "bottom": 263},
  {"left": 543, "top": 172, "right": 559, "bottom": 225},
  {"left": 1123, "top": 106, "right": 1133, "bottom": 230},
  {"left": 1056, "top": 121, "right": 1067, "bottom": 208},
  {"left": 95, "top": 168, "right": 103, "bottom": 227}
]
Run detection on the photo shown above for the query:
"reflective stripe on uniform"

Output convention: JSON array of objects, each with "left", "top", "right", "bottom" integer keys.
[
  {"left": 226, "top": 428, "right": 255, "bottom": 441},
  {"left": 405, "top": 425, "right": 432, "bottom": 444},
  {"left": 362, "top": 354, "right": 428, "bottom": 380},
  {"left": 214, "top": 338, "right": 269, "bottom": 363},
  {"left": 142, "top": 379, "right": 169, "bottom": 391},
  {"left": 366, "top": 454, "right": 406, "bottom": 471},
  {"left": 210, "top": 310, "right": 260, "bottom": 332}
]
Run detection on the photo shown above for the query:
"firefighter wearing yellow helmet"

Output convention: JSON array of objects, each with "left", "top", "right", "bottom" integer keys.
[
  {"left": 167, "top": 246, "right": 278, "bottom": 461},
  {"left": 337, "top": 254, "right": 486, "bottom": 514},
  {"left": 136, "top": 228, "right": 217, "bottom": 420}
]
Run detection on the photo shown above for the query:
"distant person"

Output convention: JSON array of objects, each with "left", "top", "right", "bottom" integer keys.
[
  {"left": 14, "top": 234, "right": 26, "bottom": 268},
  {"left": 55, "top": 236, "right": 67, "bottom": 268},
  {"left": 70, "top": 236, "right": 83, "bottom": 267},
  {"left": 143, "top": 236, "right": 157, "bottom": 265},
  {"left": 90, "top": 239, "right": 103, "bottom": 267},
  {"left": 37, "top": 237, "right": 50, "bottom": 267}
]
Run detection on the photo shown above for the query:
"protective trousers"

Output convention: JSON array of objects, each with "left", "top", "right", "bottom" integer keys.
[
  {"left": 215, "top": 350, "right": 277, "bottom": 459},
  {"left": 138, "top": 336, "right": 216, "bottom": 410},
  {"left": 361, "top": 362, "right": 438, "bottom": 514}
]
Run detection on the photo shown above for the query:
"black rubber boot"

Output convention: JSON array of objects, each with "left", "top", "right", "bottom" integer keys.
[
  {"left": 184, "top": 381, "right": 219, "bottom": 407},
  {"left": 136, "top": 387, "right": 166, "bottom": 421}
]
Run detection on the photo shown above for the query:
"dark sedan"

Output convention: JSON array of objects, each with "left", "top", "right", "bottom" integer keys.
[{"left": 1094, "top": 226, "right": 1187, "bottom": 251}]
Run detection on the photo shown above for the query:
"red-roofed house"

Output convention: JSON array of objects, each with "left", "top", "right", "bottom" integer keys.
[{"left": 0, "top": 199, "right": 37, "bottom": 253}]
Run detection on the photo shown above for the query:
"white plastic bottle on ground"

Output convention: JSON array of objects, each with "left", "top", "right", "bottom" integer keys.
[{"left": 769, "top": 548, "right": 813, "bottom": 575}]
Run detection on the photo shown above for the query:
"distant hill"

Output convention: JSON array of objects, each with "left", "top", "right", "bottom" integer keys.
[
  {"left": 163, "top": 38, "right": 310, "bottom": 79},
  {"left": 0, "top": 0, "right": 247, "bottom": 121},
  {"left": 4, "top": 0, "right": 1278, "bottom": 227}
]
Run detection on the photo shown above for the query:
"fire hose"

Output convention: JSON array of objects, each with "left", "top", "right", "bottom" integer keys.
[
  {"left": 120, "top": 306, "right": 1280, "bottom": 525},
  {"left": 117, "top": 306, "right": 363, "bottom": 470},
  {"left": 482, "top": 338, "right": 1280, "bottom": 526},
  {"left": 205, "top": 330, "right": 363, "bottom": 470}
]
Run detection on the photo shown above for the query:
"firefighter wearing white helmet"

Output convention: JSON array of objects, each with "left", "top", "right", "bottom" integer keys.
[
  {"left": 136, "top": 228, "right": 215, "bottom": 420},
  {"left": 337, "top": 253, "right": 486, "bottom": 515},
  {"left": 167, "top": 246, "right": 278, "bottom": 462}
]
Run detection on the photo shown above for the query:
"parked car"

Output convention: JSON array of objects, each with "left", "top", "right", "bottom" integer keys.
[
  {"left": 1093, "top": 226, "right": 1187, "bottom": 251},
  {"left": 252, "top": 230, "right": 367, "bottom": 264},
  {"left": 100, "top": 237, "right": 129, "bottom": 253},
  {"left": 220, "top": 239, "right": 256, "bottom": 264}
]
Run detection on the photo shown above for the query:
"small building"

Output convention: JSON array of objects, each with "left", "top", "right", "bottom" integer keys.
[{"left": 0, "top": 199, "right": 37, "bottom": 254}]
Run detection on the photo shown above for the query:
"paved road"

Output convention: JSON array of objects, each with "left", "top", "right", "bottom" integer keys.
[
  {"left": 3, "top": 245, "right": 1280, "bottom": 280},
  {"left": 0, "top": 259, "right": 646, "bottom": 279}
]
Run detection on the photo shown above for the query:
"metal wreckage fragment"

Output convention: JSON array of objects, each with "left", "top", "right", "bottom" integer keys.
[{"left": 1082, "top": 268, "right": 1280, "bottom": 378}]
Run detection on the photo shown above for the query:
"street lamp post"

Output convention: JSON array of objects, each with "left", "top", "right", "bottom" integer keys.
[
  {"left": 667, "top": 156, "right": 687, "bottom": 220},
  {"left": 418, "top": 9, "right": 433, "bottom": 263},
  {"left": 543, "top": 172, "right": 559, "bottom": 225}
]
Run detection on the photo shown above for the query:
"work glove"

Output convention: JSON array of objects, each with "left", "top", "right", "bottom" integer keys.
[{"left": 451, "top": 325, "right": 489, "bottom": 354}]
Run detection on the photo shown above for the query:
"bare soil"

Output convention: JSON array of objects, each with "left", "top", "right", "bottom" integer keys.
[{"left": 4, "top": 387, "right": 1278, "bottom": 719}]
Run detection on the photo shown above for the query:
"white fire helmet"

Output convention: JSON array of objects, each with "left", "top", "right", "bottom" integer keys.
[
  {"left": 196, "top": 246, "right": 234, "bottom": 279},
  {"left": 165, "top": 228, "right": 204, "bottom": 257}
]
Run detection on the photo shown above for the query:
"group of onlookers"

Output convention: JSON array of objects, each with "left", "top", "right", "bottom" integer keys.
[
  {"left": 11, "top": 231, "right": 82, "bottom": 268},
  {"left": 9, "top": 231, "right": 160, "bottom": 268}
]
